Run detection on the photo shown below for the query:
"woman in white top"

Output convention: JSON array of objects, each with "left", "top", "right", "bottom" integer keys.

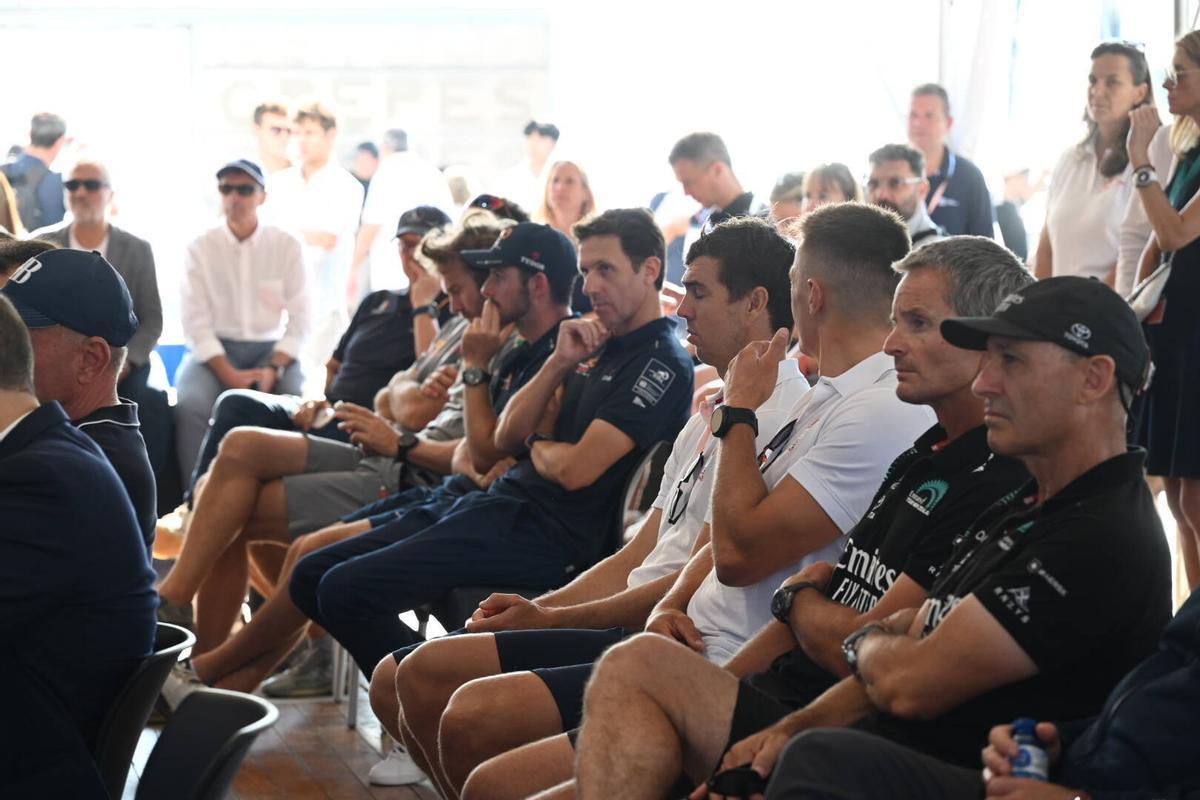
[{"left": 1035, "top": 41, "right": 1154, "bottom": 283}]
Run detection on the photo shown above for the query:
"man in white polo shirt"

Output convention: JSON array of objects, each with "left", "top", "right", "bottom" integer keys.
[
  {"left": 264, "top": 103, "right": 364, "bottom": 361},
  {"left": 175, "top": 158, "right": 311, "bottom": 483},
  {"left": 465, "top": 203, "right": 935, "bottom": 799}
]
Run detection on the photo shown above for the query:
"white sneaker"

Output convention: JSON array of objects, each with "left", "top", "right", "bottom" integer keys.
[
  {"left": 367, "top": 744, "right": 427, "bottom": 786},
  {"left": 161, "top": 661, "right": 204, "bottom": 711}
]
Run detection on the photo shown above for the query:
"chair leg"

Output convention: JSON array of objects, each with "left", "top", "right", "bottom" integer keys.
[
  {"left": 346, "top": 670, "right": 359, "bottom": 729},
  {"left": 331, "top": 642, "right": 346, "bottom": 704}
]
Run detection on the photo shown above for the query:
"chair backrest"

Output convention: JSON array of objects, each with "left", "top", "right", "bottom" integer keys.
[
  {"left": 93, "top": 622, "right": 195, "bottom": 800},
  {"left": 609, "top": 440, "right": 671, "bottom": 553},
  {"left": 135, "top": 688, "right": 278, "bottom": 800}
]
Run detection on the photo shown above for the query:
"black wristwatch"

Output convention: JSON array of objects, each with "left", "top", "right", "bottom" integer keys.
[
  {"left": 710, "top": 405, "right": 758, "bottom": 438},
  {"left": 462, "top": 366, "right": 492, "bottom": 386},
  {"left": 394, "top": 430, "right": 419, "bottom": 463},
  {"left": 524, "top": 432, "right": 553, "bottom": 451},
  {"left": 842, "top": 623, "right": 886, "bottom": 680},
  {"left": 770, "top": 580, "right": 820, "bottom": 625},
  {"left": 412, "top": 303, "right": 438, "bottom": 318}
]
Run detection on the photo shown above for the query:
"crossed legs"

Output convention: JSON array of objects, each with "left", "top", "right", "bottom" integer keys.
[{"left": 157, "top": 427, "right": 309, "bottom": 653}]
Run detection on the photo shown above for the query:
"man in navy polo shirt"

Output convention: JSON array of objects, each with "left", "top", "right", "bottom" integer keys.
[
  {"left": 1, "top": 247, "right": 157, "bottom": 556},
  {"left": 289, "top": 208, "right": 693, "bottom": 680},
  {"left": 0, "top": 295, "right": 156, "bottom": 797},
  {"left": 908, "top": 83, "right": 996, "bottom": 238}
]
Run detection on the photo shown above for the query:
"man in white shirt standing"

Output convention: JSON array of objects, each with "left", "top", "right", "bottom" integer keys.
[
  {"left": 349, "top": 128, "right": 454, "bottom": 301},
  {"left": 175, "top": 158, "right": 311, "bottom": 482},
  {"left": 264, "top": 103, "right": 364, "bottom": 363}
]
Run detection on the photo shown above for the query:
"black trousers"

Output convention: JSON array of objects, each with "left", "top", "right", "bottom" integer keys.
[{"left": 764, "top": 729, "right": 984, "bottom": 800}]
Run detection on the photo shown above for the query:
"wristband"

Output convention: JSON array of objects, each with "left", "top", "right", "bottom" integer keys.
[
  {"left": 412, "top": 303, "right": 438, "bottom": 318},
  {"left": 525, "top": 432, "right": 553, "bottom": 451}
]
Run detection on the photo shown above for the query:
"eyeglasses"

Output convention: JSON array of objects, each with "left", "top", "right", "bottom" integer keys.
[
  {"left": 866, "top": 176, "right": 923, "bottom": 192},
  {"left": 218, "top": 183, "right": 259, "bottom": 196},
  {"left": 268, "top": 126, "right": 292, "bottom": 137},
  {"left": 64, "top": 179, "right": 108, "bottom": 192},
  {"left": 1164, "top": 66, "right": 1200, "bottom": 86},
  {"left": 666, "top": 452, "right": 705, "bottom": 525}
]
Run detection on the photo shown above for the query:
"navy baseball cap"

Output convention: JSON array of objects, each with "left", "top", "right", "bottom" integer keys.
[
  {"left": 395, "top": 206, "right": 451, "bottom": 238},
  {"left": 1, "top": 249, "right": 138, "bottom": 346},
  {"left": 941, "top": 275, "right": 1151, "bottom": 391},
  {"left": 216, "top": 158, "right": 266, "bottom": 188},
  {"left": 460, "top": 222, "right": 578, "bottom": 285}
]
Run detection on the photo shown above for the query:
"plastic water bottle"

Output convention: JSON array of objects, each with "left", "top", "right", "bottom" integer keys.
[{"left": 1010, "top": 717, "right": 1049, "bottom": 780}]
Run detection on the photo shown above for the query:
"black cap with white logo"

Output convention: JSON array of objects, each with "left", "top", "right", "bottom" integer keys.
[{"left": 941, "top": 276, "right": 1150, "bottom": 392}]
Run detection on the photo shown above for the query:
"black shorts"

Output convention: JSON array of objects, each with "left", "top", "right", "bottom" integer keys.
[
  {"left": 725, "top": 678, "right": 794, "bottom": 751},
  {"left": 495, "top": 627, "right": 632, "bottom": 730}
]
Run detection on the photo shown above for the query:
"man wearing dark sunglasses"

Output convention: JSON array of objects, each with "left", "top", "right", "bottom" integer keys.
[
  {"left": 175, "top": 158, "right": 310, "bottom": 490},
  {"left": 34, "top": 159, "right": 168, "bottom": 487},
  {"left": 867, "top": 144, "right": 946, "bottom": 248}
]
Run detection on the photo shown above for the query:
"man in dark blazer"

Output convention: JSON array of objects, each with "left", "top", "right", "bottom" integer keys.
[
  {"left": 33, "top": 158, "right": 174, "bottom": 508},
  {"left": 0, "top": 294, "right": 156, "bottom": 798}
]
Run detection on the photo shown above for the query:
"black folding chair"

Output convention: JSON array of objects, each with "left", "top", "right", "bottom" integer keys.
[
  {"left": 134, "top": 688, "right": 278, "bottom": 800},
  {"left": 92, "top": 622, "right": 195, "bottom": 799}
]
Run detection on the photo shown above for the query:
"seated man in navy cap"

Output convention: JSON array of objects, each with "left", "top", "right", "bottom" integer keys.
[
  {"left": 175, "top": 158, "right": 311, "bottom": 488},
  {"left": 1, "top": 247, "right": 157, "bottom": 555},
  {"left": 288, "top": 209, "right": 694, "bottom": 689},
  {"left": 0, "top": 294, "right": 156, "bottom": 797}
]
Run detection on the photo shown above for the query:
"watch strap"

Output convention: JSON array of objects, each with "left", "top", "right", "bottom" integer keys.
[
  {"left": 713, "top": 405, "right": 759, "bottom": 438},
  {"left": 412, "top": 303, "right": 439, "bottom": 318}
]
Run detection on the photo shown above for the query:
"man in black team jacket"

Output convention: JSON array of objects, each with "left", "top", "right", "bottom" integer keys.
[{"left": 706, "top": 275, "right": 1171, "bottom": 799}]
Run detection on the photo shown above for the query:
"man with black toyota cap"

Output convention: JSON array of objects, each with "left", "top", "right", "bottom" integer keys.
[
  {"left": 701, "top": 276, "right": 1172, "bottom": 796},
  {"left": 2, "top": 247, "right": 157, "bottom": 556},
  {"left": 288, "top": 208, "right": 693, "bottom": 685},
  {"left": 175, "top": 158, "right": 311, "bottom": 485},
  {"left": 0, "top": 293, "right": 155, "bottom": 797}
]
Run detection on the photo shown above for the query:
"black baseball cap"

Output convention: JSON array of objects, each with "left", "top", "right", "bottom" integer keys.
[
  {"left": 941, "top": 276, "right": 1150, "bottom": 391},
  {"left": 460, "top": 222, "right": 578, "bottom": 285},
  {"left": 2, "top": 248, "right": 138, "bottom": 346},
  {"left": 216, "top": 158, "right": 266, "bottom": 188},
  {"left": 394, "top": 206, "right": 451, "bottom": 238}
]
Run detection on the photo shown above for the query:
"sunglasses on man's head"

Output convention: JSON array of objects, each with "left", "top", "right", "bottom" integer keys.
[
  {"left": 219, "top": 183, "right": 259, "bottom": 196},
  {"left": 470, "top": 195, "right": 509, "bottom": 211},
  {"left": 64, "top": 179, "right": 107, "bottom": 192}
]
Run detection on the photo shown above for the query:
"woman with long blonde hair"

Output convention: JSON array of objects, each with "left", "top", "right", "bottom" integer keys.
[
  {"left": 535, "top": 160, "right": 595, "bottom": 237},
  {"left": 1129, "top": 29, "right": 1200, "bottom": 591}
]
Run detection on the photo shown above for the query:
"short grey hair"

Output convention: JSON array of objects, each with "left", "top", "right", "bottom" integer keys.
[{"left": 893, "top": 236, "right": 1033, "bottom": 317}]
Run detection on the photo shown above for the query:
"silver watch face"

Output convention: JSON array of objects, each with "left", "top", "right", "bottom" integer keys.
[
  {"left": 1136, "top": 168, "right": 1156, "bottom": 187},
  {"left": 710, "top": 406, "right": 725, "bottom": 435},
  {"left": 464, "top": 367, "right": 487, "bottom": 385}
]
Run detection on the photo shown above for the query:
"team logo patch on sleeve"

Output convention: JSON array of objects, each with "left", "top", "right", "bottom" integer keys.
[{"left": 631, "top": 358, "right": 676, "bottom": 407}]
